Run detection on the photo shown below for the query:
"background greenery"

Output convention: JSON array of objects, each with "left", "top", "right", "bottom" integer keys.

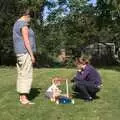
[
  {"left": 0, "top": 67, "right": 120, "bottom": 120},
  {"left": 0, "top": 0, "right": 120, "bottom": 66},
  {"left": 0, "top": 1, "right": 120, "bottom": 119}
]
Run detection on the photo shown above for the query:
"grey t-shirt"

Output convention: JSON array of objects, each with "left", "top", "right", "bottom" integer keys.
[{"left": 13, "top": 20, "right": 36, "bottom": 54}]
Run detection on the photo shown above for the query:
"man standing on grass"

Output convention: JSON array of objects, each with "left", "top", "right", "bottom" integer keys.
[{"left": 13, "top": 8, "right": 36, "bottom": 105}]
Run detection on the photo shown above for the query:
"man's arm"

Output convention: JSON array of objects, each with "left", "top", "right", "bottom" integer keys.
[{"left": 22, "top": 26, "right": 35, "bottom": 64}]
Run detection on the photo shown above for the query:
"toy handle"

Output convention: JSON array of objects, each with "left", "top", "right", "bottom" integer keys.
[{"left": 66, "top": 79, "right": 69, "bottom": 98}]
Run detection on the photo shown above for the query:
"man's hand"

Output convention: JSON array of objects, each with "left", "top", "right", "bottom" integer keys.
[{"left": 31, "top": 55, "right": 36, "bottom": 64}]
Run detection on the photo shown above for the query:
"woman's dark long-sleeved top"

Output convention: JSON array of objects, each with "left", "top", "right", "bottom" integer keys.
[{"left": 74, "top": 64, "right": 102, "bottom": 86}]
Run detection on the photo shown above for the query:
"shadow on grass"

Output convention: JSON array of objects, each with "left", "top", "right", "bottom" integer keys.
[
  {"left": 28, "top": 88, "right": 41, "bottom": 100},
  {"left": 72, "top": 92, "right": 100, "bottom": 100},
  {"left": 72, "top": 92, "right": 83, "bottom": 99}
]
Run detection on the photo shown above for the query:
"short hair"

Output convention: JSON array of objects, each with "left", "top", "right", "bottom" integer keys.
[
  {"left": 76, "top": 55, "right": 91, "bottom": 65},
  {"left": 20, "top": 8, "right": 34, "bottom": 18}
]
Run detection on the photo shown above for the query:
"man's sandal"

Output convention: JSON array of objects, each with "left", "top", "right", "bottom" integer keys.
[{"left": 20, "top": 99, "right": 35, "bottom": 105}]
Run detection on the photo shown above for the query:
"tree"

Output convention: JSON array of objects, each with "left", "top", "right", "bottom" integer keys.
[{"left": 0, "top": 0, "right": 44, "bottom": 65}]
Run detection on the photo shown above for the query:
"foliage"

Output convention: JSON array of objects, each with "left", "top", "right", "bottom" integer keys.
[
  {"left": 0, "top": 67, "right": 120, "bottom": 120},
  {"left": 0, "top": 0, "right": 120, "bottom": 66},
  {"left": 0, "top": 0, "right": 44, "bottom": 65}
]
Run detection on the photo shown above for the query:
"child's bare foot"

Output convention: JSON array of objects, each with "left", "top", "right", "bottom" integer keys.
[{"left": 50, "top": 98, "right": 55, "bottom": 102}]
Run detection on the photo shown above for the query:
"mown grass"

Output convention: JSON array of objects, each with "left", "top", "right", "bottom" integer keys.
[{"left": 0, "top": 66, "right": 120, "bottom": 120}]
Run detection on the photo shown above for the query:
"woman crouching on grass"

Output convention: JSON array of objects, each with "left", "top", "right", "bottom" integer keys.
[{"left": 72, "top": 55, "right": 102, "bottom": 101}]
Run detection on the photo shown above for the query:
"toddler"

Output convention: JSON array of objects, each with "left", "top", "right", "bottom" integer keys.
[{"left": 46, "top": 77, "right": 63, "bottom": 102}]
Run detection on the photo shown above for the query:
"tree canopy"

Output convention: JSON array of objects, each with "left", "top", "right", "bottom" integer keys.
[{"left": 0, "top": 0, "right": 120, "bottom": 66}]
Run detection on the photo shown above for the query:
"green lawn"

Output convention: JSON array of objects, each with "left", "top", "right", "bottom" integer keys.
[{"left": 0, "top": 66, "right": 120, "bottom": 120}]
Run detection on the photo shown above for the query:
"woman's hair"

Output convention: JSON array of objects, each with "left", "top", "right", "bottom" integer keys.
[
  {"left": 76, "top": 55, "right": 91, "bottom": 65},
  {"left": 20, "top": 8, "right": 34, "bottom": 18}
]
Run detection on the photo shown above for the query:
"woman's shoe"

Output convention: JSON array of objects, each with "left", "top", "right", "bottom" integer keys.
[{"left": 84, "top": 96, "right": 93, "bottom": 102}]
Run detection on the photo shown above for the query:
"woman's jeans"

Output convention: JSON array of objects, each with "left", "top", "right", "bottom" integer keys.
[{"left": 73, "top": 80, "right": 100, "bottom": 99}]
